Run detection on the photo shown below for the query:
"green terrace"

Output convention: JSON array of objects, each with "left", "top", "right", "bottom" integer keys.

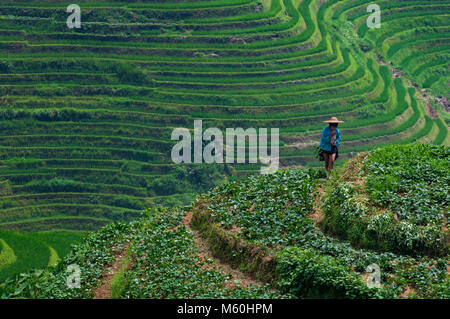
[{"left": 0, "top": 0, "right": 448, "bottom": 278}]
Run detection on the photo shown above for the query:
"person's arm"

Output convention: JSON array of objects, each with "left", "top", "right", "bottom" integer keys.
[
  {"left": 320, "top": 129, "right": 328, "bottom": 148},
  {"left": 322, "top": 128, "right": 331, "bottom": 143},
  {"left": 335, "top": 129, "right": 341, "bottom": 146},
  {"left": 320, "top": 128, "right": 332, "bottom": 150}
]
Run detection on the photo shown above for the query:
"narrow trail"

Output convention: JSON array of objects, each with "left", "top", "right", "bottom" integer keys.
[
  {"left": 92, "top": 209, "right": 266, "bottom": 299},
  {"left": 182, "top": 211, "right": 265, "bottom": 289},
  {"left": 93, "top": 243, "right": 129, "bottom": 299},
  {"left": 378, "top": 58, "right": 446, "bottom": 121},
  {"left": 309, "top": 181, "right": 326, "bottom": 228}
]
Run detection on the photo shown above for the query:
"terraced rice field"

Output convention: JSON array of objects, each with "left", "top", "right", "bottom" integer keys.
[
  {"left": 0, "top": 1, "right": 449, "bottom": 277},
  {"left": 0, "top": 229, "right": 86, "bottom": 281}
]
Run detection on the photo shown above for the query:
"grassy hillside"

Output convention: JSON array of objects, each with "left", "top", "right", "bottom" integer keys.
[
  {"left": 323, "top": 143, "right": 449, "bottom": 256},
  {"left": 0, "top": 143, "right": 448, "bottom": 299},
  {"left": 0, "top": 0, "right": 449, "bottom": 280},
  {"left": 0, "top": 230, "right": 86, "bottom": 281}
]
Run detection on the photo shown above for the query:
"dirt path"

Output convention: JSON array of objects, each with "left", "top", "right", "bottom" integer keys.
[
  {"left": 309, "top": 181, "right": 326, "bottom": 227},
  {"left": 378, "top": 59, "right": 446, "bottom": 121},
  {"left": 93, "top": 243, "right": 129, "bottom": 299},
  {"left": 426, "top": 101, "right": 440, "bottom": 119},
  {"left": 92, "top": 210, "right": 267, "bottom": 298},
  {"left": 182, "top": 211, "right": 265, "bottom": 289}
]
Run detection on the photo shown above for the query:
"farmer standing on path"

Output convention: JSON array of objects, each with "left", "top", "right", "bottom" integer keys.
[{"left": 319, "top": 117, "right": 344, "bottom": 178}]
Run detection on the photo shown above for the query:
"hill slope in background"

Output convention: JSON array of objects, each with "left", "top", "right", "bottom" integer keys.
[
  {"left": 1, "top": 143, "right": 448, "bottom": 299},
  {"left": 0, "top": 0, "right": 449, "bottom": 280}
]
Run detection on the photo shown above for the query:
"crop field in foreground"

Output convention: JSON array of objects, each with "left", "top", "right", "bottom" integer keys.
[
  {"left": 0, "top": 0, "right": 449, "bottom": 280},
  {"left": 0, "top": 143, "right": 447, "bottom": 299}
]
